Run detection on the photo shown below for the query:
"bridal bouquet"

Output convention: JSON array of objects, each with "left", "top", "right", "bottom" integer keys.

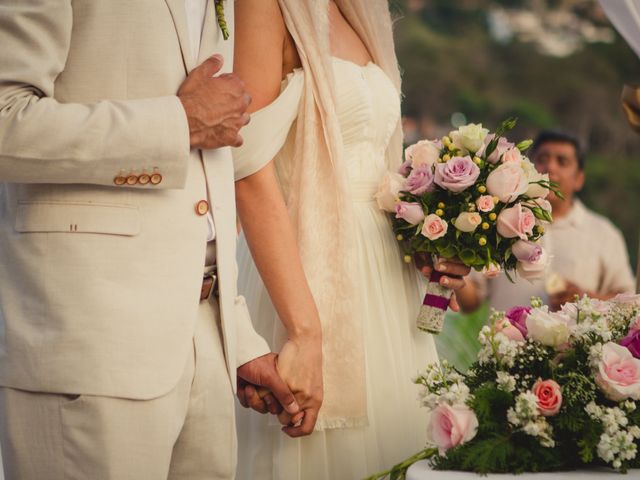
[
  {"left": 367, "top": 294, "right": 640, "bottom": 479},
  {"left": 376, "top": 119, "right": 559, "bottom": 334}
]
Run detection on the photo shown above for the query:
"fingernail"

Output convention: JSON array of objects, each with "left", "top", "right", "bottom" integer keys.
[
  {"left": 437, "top": 263, "right": 447, "bottom": 271},
  {"left": 441, "top": 277, "right": 449, "bottom": 286},
  {"left": 210, "top": 53, "right": 224, "bottom": 62}
]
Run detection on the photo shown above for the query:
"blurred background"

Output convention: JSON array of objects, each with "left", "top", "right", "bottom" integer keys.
[{"left": 390, "top": 0, "right": 640, "bottom": 369}]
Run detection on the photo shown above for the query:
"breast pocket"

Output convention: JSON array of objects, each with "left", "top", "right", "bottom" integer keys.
[{"left": 15, "top": 201, "right": 140, "bottom": 236}]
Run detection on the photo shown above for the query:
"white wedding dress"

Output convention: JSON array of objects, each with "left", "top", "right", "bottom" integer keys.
[{"left": 235, "top": 57, "right": 439, "bottom": 480}]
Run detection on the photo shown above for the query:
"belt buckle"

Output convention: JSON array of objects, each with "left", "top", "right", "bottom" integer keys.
[{"left": 201, "top": 269, "right": 218, "bottom": 301}]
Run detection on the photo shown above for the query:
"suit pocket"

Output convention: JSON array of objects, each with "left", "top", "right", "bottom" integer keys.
[{"left": 15, "top": 201, "right": 140, "bottom": 236}]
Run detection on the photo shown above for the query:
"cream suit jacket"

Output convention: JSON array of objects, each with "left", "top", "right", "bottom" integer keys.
[{"left": 0, "top": 0, "right": 269, "bottom": 399}]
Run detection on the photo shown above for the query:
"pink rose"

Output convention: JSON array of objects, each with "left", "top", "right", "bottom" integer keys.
[
  {"left": 375, "top": 172, "right": 404, "bottom": 212},
  {"left": 596, "top": 342, "right": 640, "bottom": 401},
  {"left": 426, "top": 404, "right": 479, "bottom": 455},
  {"left": 532, "top": 379, "right": 562, "bottom": 416},
  {"left": 501, "top": 147, "right": 522, "bottom": 164},
  {"left": 516, "top": 248, "right": 549, "bottom": 281},
  {"left": 482, "top": 263, "right": 502, "bottom": 278},
  {"left": 620, "top": 329, "right": 640, "bottom": 359},
  {"left": 494, "top": 318, "right": 525, "bottom": 342},
  {"left": 496, "top": 204, "right": 536, "bottom": 240},
  {"left": 395, "top": 202, "right": 425, "bottom": 226},
  {"left": 405, "top": 140, "right": 441, "bottom": 169},
  {"left": 405, "top": 164, "right": 435, "bottom": 195},
  {"left": 475, "top": 195, "right": 495, "bottom": 213},
  {"left": 434, "top": 156, "right": 480, "bottom": 193},
  {"left": 511, "top": 240, "right": 542, "bottom": 263},
  {"left": 421, "top": 214, "right": 448, "bottom": 241},
  {"left": 486, "top": 163, "right": 528, "bottom": 203},
  {"left": 506, "top": 306, "right": 531, "bottom": 337},
  {"left": 398, "top": 158, "right": 412, "bottom": 176},
  {"left": 612, "top": 293, "right": 640, "bottom": 307},
  {"left": 478, "top": 134, "right": 514, "bottom": 164}
]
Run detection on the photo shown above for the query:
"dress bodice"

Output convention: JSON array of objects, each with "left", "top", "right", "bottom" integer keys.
[
  {"left": 232, "top": 57, "right": 401, "bottom": 195},
  {"left": 331, "top": 57, "right": 401, "bottom": 186}
]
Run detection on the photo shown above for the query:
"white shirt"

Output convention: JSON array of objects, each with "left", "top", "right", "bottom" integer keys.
[
  {"left": 472, "top": 199, "right": 636, "bottom": 311},
  {"left": 186, "top": 0, "right": 217, "bottom": 241}
]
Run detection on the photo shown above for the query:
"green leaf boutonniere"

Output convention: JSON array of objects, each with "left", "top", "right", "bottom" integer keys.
[{"left": 215, "top": 0, "right": 229, "bottom": 41}]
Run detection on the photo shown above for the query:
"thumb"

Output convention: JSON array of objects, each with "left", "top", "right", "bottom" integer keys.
[
  {"left": 265, "top": 371, "right": 300, "bottom": 415},
  {"left": 197, "top": 54, "right": 224, "bottom": 78}
]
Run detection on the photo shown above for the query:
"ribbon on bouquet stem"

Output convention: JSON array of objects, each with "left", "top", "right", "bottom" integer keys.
[{"left": 416, "top": 271, "right": 452, "bottom": 334}]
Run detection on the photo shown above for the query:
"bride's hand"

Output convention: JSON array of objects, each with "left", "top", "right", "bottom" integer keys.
[
  {"left": 275, "top": 334, "right": 323, "bottom": 437},
  {"left": 414, "top": 254, "right": 470, "bottom": 311}
]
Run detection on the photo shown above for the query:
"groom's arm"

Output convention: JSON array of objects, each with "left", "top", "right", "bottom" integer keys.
[{"left": 0, "top": 0, "right": 249, "bottom": 188}]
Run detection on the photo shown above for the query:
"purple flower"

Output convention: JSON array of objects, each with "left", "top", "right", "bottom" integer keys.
[
  {"left": 620, "top": 330, "right": 640, "bottom": 359},
  {"left": 434, "top": 156, "right": 480, "bottom": 193},
  {"left": 505, "top": 306, "right": 531, "bottom": 338},
  {"left": 395, "top": 202, "right": 425, "bottom": 225},
  {"left": 404, "top": 164, "right": 435, "bottom": 195},
  {"left": 511, "top": 240, "right": 542, "bottom": 263}
]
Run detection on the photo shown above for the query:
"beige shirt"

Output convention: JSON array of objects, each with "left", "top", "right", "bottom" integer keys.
[{"left": 472, "top": 199, "right": 635, "bottom": 311}]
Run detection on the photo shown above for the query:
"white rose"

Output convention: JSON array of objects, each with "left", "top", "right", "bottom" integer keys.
[
  {"left": 486, "top": 163, "right": 528, "bottom": 203},
  {"left": 517, "top": 248, "right": 549, "bottom": 281},
  {"left": 375, "top": 171, "right": 404, "bottom": 212},
  {"left": 405, "top": 140, "right": 441, "bottom": 170},
  {"left": 521, "top": 157, "right": 549, "bottom": 198},
  {"left": 525, "top": 307, "right": 573, "bottom": 347},
  {"left": 450, "top": 123, "right": 490, "bottom": 154},
  {"left": 454, "top": 212, "right": 482, "bottom": 233}
]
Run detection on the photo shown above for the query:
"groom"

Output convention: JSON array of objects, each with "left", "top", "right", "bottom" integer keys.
[{"left": 0, "top": 1, "right": 306, "bottom": 479}]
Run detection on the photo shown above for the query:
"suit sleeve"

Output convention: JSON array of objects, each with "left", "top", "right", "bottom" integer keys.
[
  {"left": 234, "top": 295, "right": 271, "bottom": 367},
  {"left": 0, "top": 0, "right": 191, "bottom": 188}
]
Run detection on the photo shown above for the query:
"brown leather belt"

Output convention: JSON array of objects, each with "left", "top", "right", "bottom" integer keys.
[{"left": 200, "top": 269, "right": 218, "bottom": 301}]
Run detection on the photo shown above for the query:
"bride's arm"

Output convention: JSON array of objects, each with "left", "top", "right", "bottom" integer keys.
[{"left": 234, "top": 0, "right": 323, "bottom": 437}]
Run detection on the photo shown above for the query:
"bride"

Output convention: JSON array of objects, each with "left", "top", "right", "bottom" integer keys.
[{"left": 233, "top": 0, "right": 470, "bottom": 478}]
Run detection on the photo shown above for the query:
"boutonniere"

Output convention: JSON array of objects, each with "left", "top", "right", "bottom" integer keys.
[{"left": 215, "top": 0, "right": 229, "bottom": 40}]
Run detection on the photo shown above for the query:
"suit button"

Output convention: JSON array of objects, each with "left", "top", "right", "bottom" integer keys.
[
  {"left": 195, "top": 200, "right": 210, "bottom": 216},
  {"left": 126, "top": 175, "right": 138, "bottom": 185},
  {"left": 150, "top": 173, "right": 163, "bottom": 185},
  {"left": 113, "top": 175, "right": 127, "bottom": 186},
  {"left": 138, "top": 173, "right": 151, "bottom": 185}
]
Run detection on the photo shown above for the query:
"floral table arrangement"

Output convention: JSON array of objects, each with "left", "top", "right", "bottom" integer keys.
[
  {"left": 375, "top": 119, "right": 559, "bottom": 334},
  {"left": 367, "top": 294, "right": 640, "bottom": 479}
]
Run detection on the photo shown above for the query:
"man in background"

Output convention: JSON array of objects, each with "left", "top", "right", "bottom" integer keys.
[{"left": 456, "top": 130, "right": 635, "bottom": 313}]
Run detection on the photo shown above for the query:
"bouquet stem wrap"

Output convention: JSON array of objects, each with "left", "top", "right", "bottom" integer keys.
[{"left": 416, "top": 271, "right": 451, "bottom": 334}]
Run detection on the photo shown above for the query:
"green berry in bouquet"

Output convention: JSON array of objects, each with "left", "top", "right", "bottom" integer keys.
[{"left": 376, "top": 119, "right": 561, "bottom": 334}]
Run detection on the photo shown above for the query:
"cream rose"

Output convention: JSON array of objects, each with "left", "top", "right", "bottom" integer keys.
[
  {"left": 501, "top": 147, "right": 522, "bottom": 164},
  {"left": 595, "top": 342, "right": 640, "bottom": 401},
  {"left": 450, "top": 123, "right": 490, "bottom": 154},
  {"left": 521, "top": 157, "right": 550, "bottom": 198},
  {"left": 525, "top": 307, "right": 573, "bottom": 347},
  {"left": 454, "top": 212, "right": 482, "bottom": 233},
  {"left": 405, "top": 140, "right": 441, "bottom": 169},
  {"left": 375, "top": 171, "right": 404, "bottom": 212},
  {"left": 421, "top": 214, "right": 448, "bottom": 241},
  {"left": 486, "top": 163, "right": 528, "bottom": 203}
]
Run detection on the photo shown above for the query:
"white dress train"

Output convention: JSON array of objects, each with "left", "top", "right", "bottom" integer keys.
[{"left": 235, "top": 57, "right": 439, "bottom": 480}]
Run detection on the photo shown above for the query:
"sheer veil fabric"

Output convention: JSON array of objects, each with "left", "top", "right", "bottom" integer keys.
[{"left": 272, "top": 0, "right": 404, "bottom": 428}]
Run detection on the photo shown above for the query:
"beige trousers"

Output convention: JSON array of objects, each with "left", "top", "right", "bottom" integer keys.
[{"left": 0, "top": 295, "right": 235, "bottom": 480}]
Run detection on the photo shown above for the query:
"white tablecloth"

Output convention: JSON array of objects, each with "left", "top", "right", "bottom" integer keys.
[{"left": 406, "top": 460, "right": 640, "bottom": 479}]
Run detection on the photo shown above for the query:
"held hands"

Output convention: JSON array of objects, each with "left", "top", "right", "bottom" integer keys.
[
  {"left": 178, "top": 54, "right": 251, "bottom": 149},
  {"left": 414, "top": 254, "right": 471, "bottom": 312},
  {"left": 237, "top": 335, "right": 323, "bottom": 438}
]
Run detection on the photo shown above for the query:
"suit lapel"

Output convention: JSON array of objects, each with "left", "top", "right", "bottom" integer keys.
[{"left": 164, "top": 0, "right": 196, "bottom": 73}]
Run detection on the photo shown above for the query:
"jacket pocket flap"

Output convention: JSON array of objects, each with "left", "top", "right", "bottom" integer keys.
[{"left": 15, "top": 201, "right": 140, "bottom": 236}]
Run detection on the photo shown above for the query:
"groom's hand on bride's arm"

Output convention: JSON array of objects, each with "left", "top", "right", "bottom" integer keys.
[
  {"left": 178, "top": 54, "right": 252, "bottom": 150},
  {"left": 236, "top": 353, "right": 300, "bottom": 416},
  {"left": 414, "top": 254, "right": 471, "bottom": 312}
]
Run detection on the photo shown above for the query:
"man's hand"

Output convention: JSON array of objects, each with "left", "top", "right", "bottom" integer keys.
[
  {"left": 237, "top": 353, "right": 300, "bottom": 418},
  {"left": 415, "top": 254, "right": 471, "bottom": 311},
  {"left": 549, "top": 281, "right": 584, "bottom": 311},
  {"left": 178, "top": 54, "right": 251, "bottom": 150}
]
